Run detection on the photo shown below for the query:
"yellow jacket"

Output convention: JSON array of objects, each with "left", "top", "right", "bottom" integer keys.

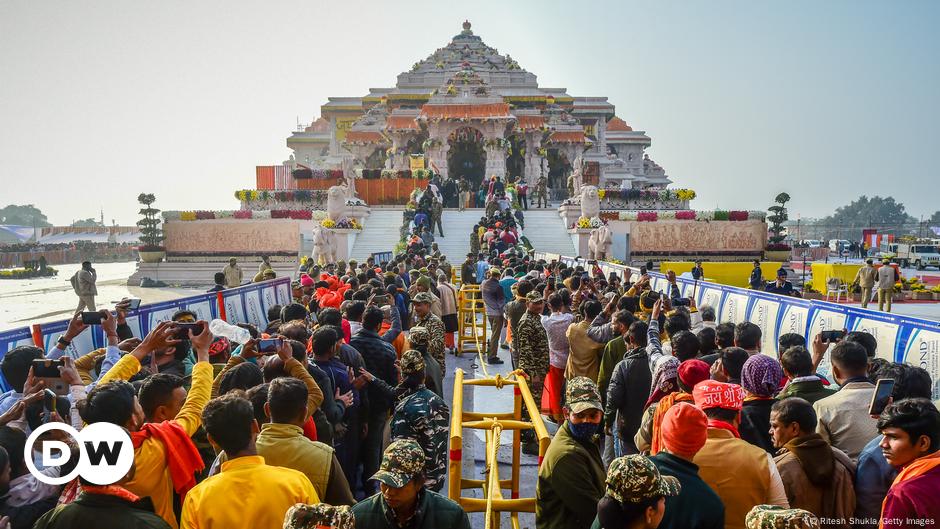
[
  {"left": 180, "top": 455, "right": 318, "bottom": 529},
  {"left": 99, "top": 354, "right": 213, "bottom": 529}
]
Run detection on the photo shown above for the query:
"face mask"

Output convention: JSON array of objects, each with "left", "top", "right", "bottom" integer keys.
[{"left": 568, "top": 421, "right": 599, "bottom": 440}]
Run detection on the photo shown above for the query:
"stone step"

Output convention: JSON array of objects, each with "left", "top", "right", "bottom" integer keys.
[{"left": 350, "top": 208, "right": 575, "bottom": 261}]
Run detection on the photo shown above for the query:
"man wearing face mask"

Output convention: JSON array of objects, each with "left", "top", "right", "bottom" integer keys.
[{"left": 536, "top": 377, "right": 606, "bottom": 529}]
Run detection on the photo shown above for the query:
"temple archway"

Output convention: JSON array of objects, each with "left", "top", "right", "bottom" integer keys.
[
  {"left": 547, "top": 149, "right": 571, "bottom": 200},
  {"left": 447, "top": 127, "right": 485, "bottom": 190}
]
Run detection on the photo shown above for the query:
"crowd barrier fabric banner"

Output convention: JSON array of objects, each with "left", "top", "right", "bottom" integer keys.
[{"left": 534, "top": 253, "right": 940, "bottom": 398}]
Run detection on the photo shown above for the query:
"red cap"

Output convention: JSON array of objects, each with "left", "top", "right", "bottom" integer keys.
[{"left": 662, "top": 402, "right": 708, "bottom": 457}]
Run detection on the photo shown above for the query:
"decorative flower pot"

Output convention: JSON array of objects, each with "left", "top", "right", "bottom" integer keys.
[
  {"left": 803, "top": 292, "right": 824, "bottom": 300},
  {"left": 912, "top": 291, "right": 933, "bottom": 301},
  {"left": 139, "top": 250, "right": 166, "bottom": 263},
  {"left": 764, "top": 250, "right": 791, "bottom": 262}
]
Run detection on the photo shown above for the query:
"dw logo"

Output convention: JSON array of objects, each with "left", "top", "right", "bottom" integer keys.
[{"left": 25, "top": 422, "right": 133, "bottom": 486}]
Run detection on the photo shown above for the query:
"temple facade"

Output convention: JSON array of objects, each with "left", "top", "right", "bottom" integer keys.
[{"left": 282, "top": 21, "right": 671, "bottom": 197}]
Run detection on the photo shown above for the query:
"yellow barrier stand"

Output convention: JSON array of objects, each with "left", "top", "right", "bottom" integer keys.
[
  {"left": 449, "top": 369, "right": 552, "bottom": 529},
  {"left": 457, "top": 284, "right": 487, "bottom": 359}
]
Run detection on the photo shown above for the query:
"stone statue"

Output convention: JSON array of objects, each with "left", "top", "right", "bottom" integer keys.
[
  {"left": 327, "top": 185, "right": 346, "bottom": 221},
  {"left": 311, "top": 225, "right": 337, "bottom": 265},
  {"left": 588, "top": 225, "right": 613, "bottom": 260},
  {"left": 580, "top": 185, "right": 600, "bottom": 219},
  {"left": 570, "top": 154, "right": 585, "bottom": 197},
  {"left": 341, "top": 157, "right": 357, "bottom": 200}
]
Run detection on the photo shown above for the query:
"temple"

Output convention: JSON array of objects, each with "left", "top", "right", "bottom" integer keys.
[{"left": 281, "top": 21, "right": 671, "bottom": 199}]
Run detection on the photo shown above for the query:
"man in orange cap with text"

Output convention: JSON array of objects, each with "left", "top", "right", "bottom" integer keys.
[{"left": 692, "top": 380, "right": 789, "bottom": 529}]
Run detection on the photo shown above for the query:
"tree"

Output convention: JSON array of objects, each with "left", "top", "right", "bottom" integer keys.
[
  {"left": 817, "top": 196, "right": 917, "bottom": 240},
  {"left": 137, "top": 193, "right": 164, "bottom": 250},
  {"left": 0, "top": 204, "right": 52, "bottom": 227},
  {"left": 70, "top": 218, "right": 104, "bottom": 228},
  {"left": 766, "top": 192, "right": 791, "bottom": 248},
  {"left": 929, "top": 210, "right": 940, "bottom": 226}
]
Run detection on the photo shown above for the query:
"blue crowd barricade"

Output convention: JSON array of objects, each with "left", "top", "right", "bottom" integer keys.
[
  {"left": 535, "top": 252, "right": 940, "bottom": 397},
  {"left": 0, "top": 277, "right": 294, "bottom": 391}
]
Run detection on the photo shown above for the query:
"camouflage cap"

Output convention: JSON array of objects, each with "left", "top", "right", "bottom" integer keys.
[
  {"left": 283, "top": 503, "right": 354, "bottom": 529},
  {"left": 565, "top": 376, "right": 603, "bottom": 414},
  {"left": 412, "top": 292, "right": 434, "bottom": 304},
  {"left": 605, "top": 455, "right": 681, "bottom": 504},
  {"left": 418, "top": 267, "right": 430, "bottom": 274},
  {"left": 400, "top": 349, "right": 426, "bottom": 375},
  {"left": 525, "top": 291, "right": 544, "bottom": 303},
  {"left": 745, "top": 505, "right": 820, "bottom": 529},
  {"left": 370, "top": 439, "right": 425, "bottom": 488},
  {"left": 409, "top": 326, "right": 429, "bottom": 346}
]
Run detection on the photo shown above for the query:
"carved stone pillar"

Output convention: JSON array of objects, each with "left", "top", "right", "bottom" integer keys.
[{"left": 484, "top": 145, "right": 506, "bottom": 180}]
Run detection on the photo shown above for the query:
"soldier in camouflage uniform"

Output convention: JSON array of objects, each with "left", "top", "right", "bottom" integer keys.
[
  {"left": 411, "top": 292, "right": 446, "bottom": 372},
  {"left": 745, "top": 505, "right": 820, "bottom": 529},
  {"left": 589, "top": 455, "right": 682, "bottom": 529},
  {"left": 351, "top": 440, "right": 471, "bottom": 529},
  {"left": 284, "top": 503, "right": 354, "bottom": 529},
  {"left": 406, "top": 326, "right": 443, "bottom": 398},
  {"left": 515, "top": 292, "right": 550, "bottom": 425},
  {"left": 431, "top": 195, "right": 444, "bottom": 237},
  {"left": 390, "top": 350, "right": 449, "bottom": 493},
  {"left": 535, "top": 175, "right": 549, "bottom": 208}
]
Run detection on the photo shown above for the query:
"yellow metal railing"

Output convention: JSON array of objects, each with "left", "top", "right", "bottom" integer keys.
[
  {"left": 457, "top": 284, "right": 488, "bottom": 373},
  {"left": 449, "top": 369, "right": 552, "bottom": 529}
]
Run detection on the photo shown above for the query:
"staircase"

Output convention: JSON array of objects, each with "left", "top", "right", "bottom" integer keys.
[
  {"left": 348, "top": 209, "right": 405, "bottom": 262},
  {"left": 349, "top": 208, "right": 575, "bottom": 262}
]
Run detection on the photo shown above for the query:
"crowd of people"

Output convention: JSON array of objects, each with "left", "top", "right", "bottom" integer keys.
[{"left": 2, "top": 216, "right": 939, "bottom": 529}]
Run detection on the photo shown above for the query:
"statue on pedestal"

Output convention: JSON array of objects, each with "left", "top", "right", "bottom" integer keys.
[
  {"left": 341, "top": 157, "right": 358, "bottom": 200},
  {"left": 327, "top": 186, "right": 346, "bottom": 221},
  {"left": 311, "top": 224, "right": 337, "bottom": 265},
  {"left": 580, "top": 185, "right": 600, "bottom": 219},
  {"left": 568, "top": 154, "right": 585, "bottom": 199},
  {"left": 588, "top": 225, "right": 613, "bottom": 260}
]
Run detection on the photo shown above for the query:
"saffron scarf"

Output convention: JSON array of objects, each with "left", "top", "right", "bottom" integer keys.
[
  {"left": 82, "top": 484, "right": 141, "bottom": 503},
  {"left": 878, "top": 451, "right": 940, "bottom": 529},
  {"left": 650, "top": 391, "right": 694, "bottom": 455},
  {"left": 707, "top": 419, "right": 741, "bottom": 439},
  {"left": 131, "top": 420, "right": 205, "bottom": 498}
]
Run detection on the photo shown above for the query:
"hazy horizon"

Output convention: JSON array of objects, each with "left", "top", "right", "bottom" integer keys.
[{"left": 1, "top": 0, "right": 938, "bottom": 226}]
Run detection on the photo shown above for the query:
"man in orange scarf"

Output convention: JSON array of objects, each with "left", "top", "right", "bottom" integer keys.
[
  {"left": 92, "top": 320, "right": 214, "bottom": 529},
  {"left": 878, "top": 398, "right": 940, "bottom": 529}
]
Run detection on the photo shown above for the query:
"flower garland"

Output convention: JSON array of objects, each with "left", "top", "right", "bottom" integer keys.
[
  {"left": 617, "top": 210, "right": 760, "bottom": 222},
  {"left": 600, "top": 188, "right": 696, "bottom": 202},
  {"left": 573, "top": 216, "right": 606, "bottom": 229},
  {"left": 166, "top": 210, "right": 329, "bottom": 221},
  {"left": 236, "top": 190, "right": 329, "bottom": 203}
]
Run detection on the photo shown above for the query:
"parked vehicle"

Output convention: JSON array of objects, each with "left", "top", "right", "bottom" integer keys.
[
  {"left": 829, "top": 239, "right": 851, "bottom": 256},
  {"left": 881, "top": 243, "right": 940, "bottom": 270}
]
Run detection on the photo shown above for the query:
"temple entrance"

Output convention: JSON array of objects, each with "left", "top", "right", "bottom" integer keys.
[
  {"left": 547, "top": 148, "right": 572, "bottom": 200},
  {"left": 447, "top": 127, "right": 485, "bottom": 191}
]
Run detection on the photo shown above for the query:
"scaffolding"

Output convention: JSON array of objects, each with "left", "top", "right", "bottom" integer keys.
[{"left": 449, "top": 369, "right": 552, "bottom": 529}]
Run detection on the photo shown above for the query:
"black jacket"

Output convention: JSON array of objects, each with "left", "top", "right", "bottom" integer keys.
[
  {"left": 350, "top": 328, "right": 399, "bottom": 416},
  {"left": 740, "top": 398, "right": 777, "bottom": 454},
  {"left": 33, "top": 492, "right": 170, "bottom": 529},
  {"left": 605, "top": 347, "right": 651, "bottom": 454}
]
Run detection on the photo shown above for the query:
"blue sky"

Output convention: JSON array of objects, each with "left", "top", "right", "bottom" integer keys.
[{"left": 1, "top": 0, "right": 937, "bottom": 225}]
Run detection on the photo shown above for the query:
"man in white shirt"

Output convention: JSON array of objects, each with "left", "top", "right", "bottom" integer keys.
[{"left": 813, "top": 340, "right": 877, "bottom": 461}]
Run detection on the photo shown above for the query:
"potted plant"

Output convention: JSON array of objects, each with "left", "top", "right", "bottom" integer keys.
[
  {"left": 137, "top": 193, "right": 166, "bottom": 263},
  {"left": 932, "top": 285, "right": 940, "bottom": 301},
  {"left": 764, "top": 192, "right": 792, "bottom": 261}
]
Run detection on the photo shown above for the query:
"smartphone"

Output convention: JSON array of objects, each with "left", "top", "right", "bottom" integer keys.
[
  {"left": 32, "top": 359, "right": 68, "bottom": 396},
  {"left": 43, "top": 389, "right": 58, "bottom": 423},
  {"left": 869, "top": 378, "right": 896, "bottom": 415},
  {"left": 258, "top": 338, "right": 283, "bottom": 354},
  {"left": 81, "top": 312, "right": 103, "bottom": 325},
  {"left": 111, "top": 299, "right": 142, "bottom": 310},
  {"left": 821, "top": 330, "right": 845, "bottom": 343},
  {"left": 174, "top": 322, "right": 203, "bottom": 339}
]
